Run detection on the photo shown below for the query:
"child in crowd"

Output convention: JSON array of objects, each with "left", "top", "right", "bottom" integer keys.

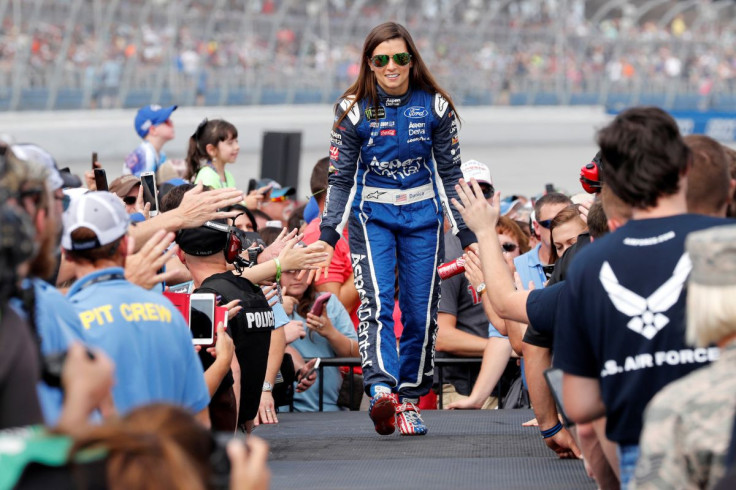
[
  {"left": 185, "top": 118, "right": 240, "bottom": 190},
  {"left": 123, "top": 105, "right": 177, "bottom": 177}
]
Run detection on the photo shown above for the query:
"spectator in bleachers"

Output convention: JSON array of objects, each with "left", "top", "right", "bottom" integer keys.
[
  {"left": 62, "top": 192, "right": 211, "bottom": 424},
  {"left": 634, "top": 224, "right": 736, "bottom": 489}
]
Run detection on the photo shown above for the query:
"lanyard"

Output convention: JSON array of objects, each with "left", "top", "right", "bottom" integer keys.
[{"left": 74, "top": 272, "right": 126, "bottom": 294}]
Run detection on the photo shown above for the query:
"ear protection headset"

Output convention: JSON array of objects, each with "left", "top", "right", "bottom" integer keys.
[
  {"left": 580, "top": 151, "right": 603, "bottom": 194},
  {"left": 202, "top": 220, "right": 244, "bottom": 264}
]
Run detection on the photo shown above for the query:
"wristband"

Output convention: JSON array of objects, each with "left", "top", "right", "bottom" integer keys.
[
  {"left": 540, "top": 422, "right": 563, "bottom": 439},
  {"left": 274, "top": 258, "right": 282, "bottom": 283}
]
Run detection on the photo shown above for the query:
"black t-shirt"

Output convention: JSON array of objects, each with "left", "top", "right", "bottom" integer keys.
[
  {"left": 553, "top": 214, "right": 728, "bottom": 445},
  {"left": 523, "top": 233, "right": 591, "bottom": 349},
  {"left": 197, "top": 272, "right": 274, "bottom": 426}
]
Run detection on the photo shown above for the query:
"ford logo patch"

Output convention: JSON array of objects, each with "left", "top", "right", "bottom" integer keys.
[{"left": 404, "top": 106, "right": 428, "bottom": 119}]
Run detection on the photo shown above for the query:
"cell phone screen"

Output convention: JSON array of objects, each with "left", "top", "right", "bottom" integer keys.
[
  {"left": 94, "top": 168, "right": 108, "bottom": 191},
  {"left": 140, "top": 173, "right": 158, "bottom": 213},
  {"left": 190, "top": 298, "right": 214, "bottom": 344}
]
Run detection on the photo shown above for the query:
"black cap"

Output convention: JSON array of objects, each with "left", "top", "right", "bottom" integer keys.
[{"left": 176, "top": 220, "right": 229, "bottom": 257}]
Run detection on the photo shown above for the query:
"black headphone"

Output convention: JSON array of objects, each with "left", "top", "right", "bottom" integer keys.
[
  {"left": 202, "top": 220, "right": 245, "bottom": 265},
  {"left": 580, "top": 151, "right": 604, "bottom": 194}
]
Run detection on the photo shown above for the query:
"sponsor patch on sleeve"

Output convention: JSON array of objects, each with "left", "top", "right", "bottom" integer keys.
[{"left": 329, "top": 145, "right": 339, "bottom": 161}]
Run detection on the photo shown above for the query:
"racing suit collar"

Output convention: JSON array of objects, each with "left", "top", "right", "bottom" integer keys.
[{"left": 377, "top": 85, "right": 412, "bottom": 107}]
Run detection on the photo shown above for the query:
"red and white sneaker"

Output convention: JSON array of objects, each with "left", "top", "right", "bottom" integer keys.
[
  {"left": 369, "top": 392, "right": 398, "bottom": 435},
  {"left": 396, "top": 402, "right": 428, "bottom": 436}
]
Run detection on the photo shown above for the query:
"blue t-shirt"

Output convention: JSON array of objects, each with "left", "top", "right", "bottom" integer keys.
[
  {"left": 553, "top": 214, "right": 728, "bottom": 445},
  {"left": 285, "top": 295, "right": 357, "bottom": 412},
  {"left": 67, "top": 267, "right": 209, "bottom": 415},
  {"left": 10, "top": 279, "right": 86, "bottom": 425},
  {"left": 514, "top": 243, "right": 547, "bottom": 290}
]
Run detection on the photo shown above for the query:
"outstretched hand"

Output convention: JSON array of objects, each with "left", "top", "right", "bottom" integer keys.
[{"left": 452, "top": 178, "right": 501, "bottom": 235}]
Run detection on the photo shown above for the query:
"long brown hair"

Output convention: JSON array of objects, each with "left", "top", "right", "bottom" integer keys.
[
  {"left": 70, "top": 404, "right": 211, "bottom": 490},
  {"left": 335, "top": 21, "right": 459, "bottom": 128}
]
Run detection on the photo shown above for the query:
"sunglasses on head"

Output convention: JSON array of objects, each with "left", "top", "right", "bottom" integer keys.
[
  {"left": 370, "top": 52, "right": 412, "bottom": 68},
  {"left": 123, "top": 196, "right": 137, "bottom": 205},
  {"left": 501, "top": 242, "right": 518, "bottom": 253},
  {"left": 537, "top": 219, "right": 553, "bottom": 229}
]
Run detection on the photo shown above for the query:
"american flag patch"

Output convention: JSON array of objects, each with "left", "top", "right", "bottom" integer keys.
[{"left": 395, "top": 194, "right": 407, "bottom": 203}]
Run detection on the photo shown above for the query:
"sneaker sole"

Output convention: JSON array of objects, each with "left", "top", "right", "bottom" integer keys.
[{"left": 370, "top": 398, "right": 396, "bottom": 435}]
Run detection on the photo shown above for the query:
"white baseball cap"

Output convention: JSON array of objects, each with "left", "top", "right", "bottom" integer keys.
[
  {"left": 460, "top": 160, "right": 493, "bottom": 186},
  {"left": 62, "top": 191, "right": 130, "bottom": 251}
]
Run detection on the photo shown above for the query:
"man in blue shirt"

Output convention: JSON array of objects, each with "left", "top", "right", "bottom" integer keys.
[{"left": 62, "top": 191, "right": 210, "bottom": 425}]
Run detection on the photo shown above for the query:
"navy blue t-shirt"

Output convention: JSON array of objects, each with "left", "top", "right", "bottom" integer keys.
[{"left": 553, "top": 214, "right": 727, "bottom": 445}]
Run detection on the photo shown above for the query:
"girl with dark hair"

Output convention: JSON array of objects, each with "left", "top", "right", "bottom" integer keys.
[
  {"left": 185, "top": 118, "right": 240, "bottom": 189},
  {"left": 316, "top": 22, "right": 476, "bottom": 436}
]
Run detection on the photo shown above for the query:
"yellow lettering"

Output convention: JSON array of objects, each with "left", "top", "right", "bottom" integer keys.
[
  {"left": 145, "top": 303, "right": 159, "bottom": 321},
  {"left": 157, "top": 304, "right": 172, "bottom": 323},
  {"left": 120, "top": 303, "right": 133, "bottom": 321},
  {"left": 79, "top": 310, "right": 96, "bottom": 330},
  {"left": 131, "top": 303, "right": 146, "bottom": 321},
  {"left": 99, "top": 305, "right": 114, "bottom": 323}
]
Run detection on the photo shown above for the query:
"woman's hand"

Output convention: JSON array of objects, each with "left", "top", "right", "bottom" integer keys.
[
  {"left": 259, "top": 228, "right": 298, "bottom": 262},
  {"left": 260, "top": 284, "right": 279, "bottom": 307},
  {"left": 305, "top": 311, "right": 336, "bottom": 338},
  {"left": 281, "top": 292, "right": 298, "bottom": 316},
  {"left": 278, "top": 235, "right": 328, "bottom": 272},
  {"left": 283, "top": 320, "right": 306, "bottom": 344}
]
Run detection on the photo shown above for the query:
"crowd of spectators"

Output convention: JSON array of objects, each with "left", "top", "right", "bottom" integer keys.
[
  {"left": 2, "top": 88, "right": 736, "bottom": 489},
  {"left": 2, "top": 0, "right": 736, "bottom": 108}
]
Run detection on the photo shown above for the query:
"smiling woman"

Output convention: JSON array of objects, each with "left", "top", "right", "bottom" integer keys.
[{"left": 314, "top": 21, "right": 477, "bottom": 437}]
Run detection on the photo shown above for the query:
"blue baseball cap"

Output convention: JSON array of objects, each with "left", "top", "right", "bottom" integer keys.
[
  {"left": 257, "top": 178, "right": 295, "bottom": 201},
  {"left": 134, "top": 105, "right": 177, "bottom": 139}
]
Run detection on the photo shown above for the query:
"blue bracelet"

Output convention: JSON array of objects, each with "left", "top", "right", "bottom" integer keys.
[{"left": 540, "top": 422, "right": 563, "bottom": 439}]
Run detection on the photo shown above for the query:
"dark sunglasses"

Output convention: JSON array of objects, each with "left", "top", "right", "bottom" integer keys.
[
  {"left": 370, "top": 52, "right": 412, "bottom": 68},
  {"left": 501, "top": 242, "right": 518, "bottom": 253},
  {"left": 123, "top": 196, "right": 137, "bottom": 205},
  {"left": 480, "top": 184, "right": 495, "bottom": 200},
  {"left": 537, "top": 219, "right": 553, "bottom": 229}
]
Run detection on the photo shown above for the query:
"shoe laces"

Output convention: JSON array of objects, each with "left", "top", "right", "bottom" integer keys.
[{"left": 398, "top": 403, "right": 422, "bottom": 424}]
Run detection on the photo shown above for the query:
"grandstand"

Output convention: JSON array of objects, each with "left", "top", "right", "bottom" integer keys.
[{"left": 2, "top": 0, "right": 736, "bottom": 111}]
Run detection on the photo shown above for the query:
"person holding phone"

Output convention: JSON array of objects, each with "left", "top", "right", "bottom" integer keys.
[
  {"left": 316, "top": 22, "right": 476, "bottom": 435},
  {"left": 280, "top": 269, "right": 358, "bottom": 413}
]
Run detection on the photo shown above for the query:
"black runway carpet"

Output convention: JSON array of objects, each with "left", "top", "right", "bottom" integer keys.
[{"left": 255, "top": 409, "right": 596, "bottom": 490}]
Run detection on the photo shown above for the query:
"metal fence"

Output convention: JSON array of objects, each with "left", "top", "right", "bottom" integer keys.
[{"left": 2, "top": 0, "right": 736, "bottom": 111}]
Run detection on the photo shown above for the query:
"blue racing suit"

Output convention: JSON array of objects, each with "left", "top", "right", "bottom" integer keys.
[{"left": 319, "top": 86, "right": 476, "bottom": 400}]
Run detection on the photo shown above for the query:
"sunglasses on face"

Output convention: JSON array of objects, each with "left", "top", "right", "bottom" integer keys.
[
  {"left": 537, "top": 219, "right": 553, "bottom": 229},
  {"left": 123, "top": 196, "right": 137, "bottom": 205},
  {"left": 480, "top": 184, "right": 495, "bottom": 200},
  {"left": 370, "top": 52, "right": 412, "bottom": 68},
  {"left": 501, "top": 242, "right": 518, "bottom": 253}
]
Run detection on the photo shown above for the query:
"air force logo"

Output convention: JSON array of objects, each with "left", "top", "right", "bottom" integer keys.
[{"left": 599, "top": 253, "right": 691, "bottom": 340}]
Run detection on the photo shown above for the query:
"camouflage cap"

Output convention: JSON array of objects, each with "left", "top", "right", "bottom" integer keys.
[{"left": 686, "top": 223, "right": 736, "bottom": 286}]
